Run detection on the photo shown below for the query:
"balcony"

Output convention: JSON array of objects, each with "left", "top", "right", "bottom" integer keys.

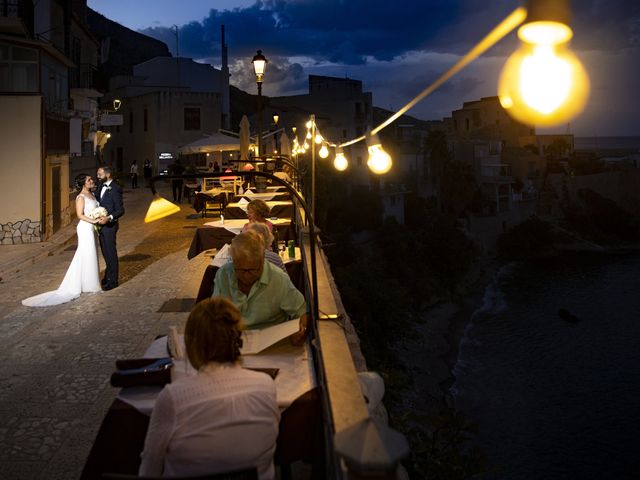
[
  {"left": 70, "top": 63, "right": 99, "bottom": 91},
  {"left": 480, "top": 163, "right": 513, "bottom": 184},
  {"left": 0, "top": 0, "right": 34, "bottom": 37}
]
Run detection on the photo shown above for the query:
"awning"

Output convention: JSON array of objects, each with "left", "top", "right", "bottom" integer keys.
[{"left": 179, "top": 132, "right": 241, "bottom": 154}]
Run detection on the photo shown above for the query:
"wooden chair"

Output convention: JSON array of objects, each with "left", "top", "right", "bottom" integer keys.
[{"left": 197, "top": 192, "right": 226, "bottom": 218}]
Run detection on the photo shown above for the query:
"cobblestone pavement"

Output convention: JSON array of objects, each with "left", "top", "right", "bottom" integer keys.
[{"left": 0, "top": 184, "right": 212, "bottom": 479}]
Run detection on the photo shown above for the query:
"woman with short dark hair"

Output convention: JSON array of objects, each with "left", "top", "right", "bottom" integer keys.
[{"left": 139, "top": 298, "right": 280, "bottom": 479}]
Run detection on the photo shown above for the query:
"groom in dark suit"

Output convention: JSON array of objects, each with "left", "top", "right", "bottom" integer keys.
[{"left": 96, "top": 166, "right": 125, "bottom": 290}]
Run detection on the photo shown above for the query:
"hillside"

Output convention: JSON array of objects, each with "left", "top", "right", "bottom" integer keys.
[{"left": 87, "top": 7, "right": 171, "bottom": 90}]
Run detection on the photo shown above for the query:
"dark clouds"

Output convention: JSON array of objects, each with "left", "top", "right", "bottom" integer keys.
[{"left": 138, "top": 0, "right": 640, "bottom": 134}]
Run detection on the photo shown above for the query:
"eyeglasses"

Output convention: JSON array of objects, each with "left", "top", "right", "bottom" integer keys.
[{"left": 234, "top": 267, "right": 261, "bottom": 275}]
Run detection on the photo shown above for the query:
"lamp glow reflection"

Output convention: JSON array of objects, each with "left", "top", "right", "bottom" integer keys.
[
  {"left": 144, "top": 195, "right": 180, "bottom": 223},
  {"left": 499, "top": 15, "right": 589, "bottom": 126}
]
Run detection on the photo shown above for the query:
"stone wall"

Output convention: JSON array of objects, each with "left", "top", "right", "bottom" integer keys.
[{"left": 0, "top": 220, "right": 42, "bottom": 244}]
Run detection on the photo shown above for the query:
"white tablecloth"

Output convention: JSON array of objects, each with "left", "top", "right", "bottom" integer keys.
[
  {"left": 204, "top": 218, "right": 291, "bottom": 235},
  {"left": 117, "top": 335, "right": 315, "bottom": 415}
]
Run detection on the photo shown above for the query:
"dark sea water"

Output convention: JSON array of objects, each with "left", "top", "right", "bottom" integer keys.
[
  {"left": 452, "top": 252, "right": 640, "bottom": 480},
  {"left": 574, "top": 136, "right": 640, "bottom": 151}
]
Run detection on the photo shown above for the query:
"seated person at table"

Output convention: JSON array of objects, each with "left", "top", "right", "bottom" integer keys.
[
  {"left": 213, "top": 231, "right": 307, "bottom": 341},
  {"left": 247, "top": 222, "right": 286, "bottom": 272},
  {"left": 242, "top": 199, "right": 273, "bottom": 232},
  {"left": 139, "top": 298, "right": 280, "bottom": 479}
]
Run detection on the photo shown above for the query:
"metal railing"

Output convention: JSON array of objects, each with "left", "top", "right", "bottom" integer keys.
[{"left": 147, "top": 170, "right": 409, "bottom": 478}]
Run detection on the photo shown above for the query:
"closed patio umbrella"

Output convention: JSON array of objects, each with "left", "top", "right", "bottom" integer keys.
[
  {"left": 280, "top": 132, "right": 291, "bottom": 158},
  {"left": 239, "top": 115, "right": 250, "bottom": 161}
]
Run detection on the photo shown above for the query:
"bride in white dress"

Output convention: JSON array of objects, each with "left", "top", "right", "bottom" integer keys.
[{"left": 22, "top": 174, "right": 102, "bottom": 307}]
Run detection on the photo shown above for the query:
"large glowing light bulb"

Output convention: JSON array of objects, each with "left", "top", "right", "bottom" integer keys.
[
  {"left": 318, "top": 144, "right": 329, "bottom": 158},
  {"left": 315, "top": 133, "right": 323, "bottom": 145},
  {"left": 334, "top": 151, "right": 348, "bottom": 171},
  {"left": 364, "top": 132, "right": 391, "bottom": 175},
  {"left": 498, "top": 20, "right": 589, "bottom": 127}
]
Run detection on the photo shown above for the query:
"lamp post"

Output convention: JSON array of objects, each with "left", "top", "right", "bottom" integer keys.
[
  {"left": 252, "top": 50, "right": 267, "bottom": 158},
  {"left": 310, "top": 114, "right": 316, "bottom": 226}
]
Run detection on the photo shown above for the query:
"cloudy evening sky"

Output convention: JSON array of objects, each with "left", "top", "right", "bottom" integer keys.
[{"left": 87, "top": 0, "right": 640, "bottom": 136}]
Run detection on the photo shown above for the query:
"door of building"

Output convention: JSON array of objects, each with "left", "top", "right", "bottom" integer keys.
[
  {"left": 52, "top": 165, "right": 61, "bottom": 233},
  {"left": 117, "top": 147, "right": 123, "bottom": 174}
]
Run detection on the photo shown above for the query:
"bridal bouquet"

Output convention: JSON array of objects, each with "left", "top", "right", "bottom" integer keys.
[{"left": 89, "top": 206, "right": 109, "bottom": 232}]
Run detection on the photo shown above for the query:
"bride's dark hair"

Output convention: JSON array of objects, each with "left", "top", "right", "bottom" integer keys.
[{"left": 75, "top": 173, "right": 91, "bottom": 192}]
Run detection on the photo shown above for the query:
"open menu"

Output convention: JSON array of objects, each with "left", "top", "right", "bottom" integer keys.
[{"left": 241, "top": 318, "right": 299, "bottom": 355}]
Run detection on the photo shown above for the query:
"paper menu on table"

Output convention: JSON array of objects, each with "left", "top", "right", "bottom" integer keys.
[
  {"left": 241, "top": 319, "right": 299, "bottom": 355},
  {"left": 211, "top": 243, "right": 232, "bottom": 267}
]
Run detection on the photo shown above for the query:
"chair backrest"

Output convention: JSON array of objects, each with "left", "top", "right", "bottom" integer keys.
[
  {"left": 102, "top": 466, "right": 258, "bottom": 480},
  {"left": 203, "top": 177, "right": 219, "bottom": 190}
]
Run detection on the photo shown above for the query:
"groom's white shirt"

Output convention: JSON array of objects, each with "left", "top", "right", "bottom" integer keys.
[
  {"left": 100, "top": 180, "right": 114, "bottom": 221},
  {"left": 100, "top": 179, "right": 112, "bottom": 198}
]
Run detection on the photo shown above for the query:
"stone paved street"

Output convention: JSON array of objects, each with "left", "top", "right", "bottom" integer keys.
[{"left": 0, "top": 183, "right": 212, "bottom": 479}]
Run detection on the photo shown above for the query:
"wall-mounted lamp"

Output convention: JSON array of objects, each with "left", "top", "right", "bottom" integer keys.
[{"left": 113, "top": 99, "right": 122, "bottom": 111}]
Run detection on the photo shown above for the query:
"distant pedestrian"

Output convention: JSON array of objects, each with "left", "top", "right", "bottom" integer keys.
[
  {"left": 168, "top": 159, "right": 185, "bottom": 203},
  {"left": 213, "top": 161, "right": 220, "bottom": 172},
  {"left": 143, "top": 159, "right": 152, "bottom": 187},
  {"left": 130, "top": 160, "right": 139, "bottom": 189}
]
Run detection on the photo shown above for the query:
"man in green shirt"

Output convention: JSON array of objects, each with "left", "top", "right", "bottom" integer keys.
[{"left": 213, "top": 231, "right": 307, "bottom": 344}]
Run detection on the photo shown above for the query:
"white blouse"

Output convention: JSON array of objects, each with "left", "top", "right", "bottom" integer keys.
[{"left": 139, "top": 363, "right": 280, "bottom": 479}]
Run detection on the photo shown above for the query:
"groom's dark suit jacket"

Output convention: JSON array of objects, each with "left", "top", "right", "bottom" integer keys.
[{"left": 96, "top": 181, "right": 124, "bottom": 222}]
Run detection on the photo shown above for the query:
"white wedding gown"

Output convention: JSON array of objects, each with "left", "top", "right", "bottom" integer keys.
[{"left": 22, "top": 194, "right": 102, "bottom": 307}]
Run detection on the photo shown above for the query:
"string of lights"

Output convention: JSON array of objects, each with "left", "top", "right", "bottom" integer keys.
[{"left": 289, "top": 0, "right": 589, "bottom": 176}]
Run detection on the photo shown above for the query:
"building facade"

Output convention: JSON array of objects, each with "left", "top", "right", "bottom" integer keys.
[
  {"left": 267, "top": 75, "right": 373, "bottom": 185},
  {"left": 1, "top": 0, "right": 100, "bottom": 244},
  {"left": 100, "top": 56, "right": 228, "bottom": 175}
]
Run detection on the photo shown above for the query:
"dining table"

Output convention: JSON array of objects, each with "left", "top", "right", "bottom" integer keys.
[
  {"left": 192, "top": 188, "right": 231, "bottom": 214},
  {"left": 80, "top": 335, "right": 321, "bottom": 478},
  {"left": 233, "top": 191, "right": 291, "bottom": 202},
  {"left": 222, "top": 200, "right": 294, "bottom": 220},
  {"left": 187, "top": 219, "right": 296, "bottom": 260}
]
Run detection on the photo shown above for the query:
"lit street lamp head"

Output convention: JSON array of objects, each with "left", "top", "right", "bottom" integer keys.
[{"left": 252, "top": 50, "right": 267, "bottom": 83}]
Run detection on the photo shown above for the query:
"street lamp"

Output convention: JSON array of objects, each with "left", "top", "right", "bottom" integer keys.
[{"left": 252, "top": 50, "right": 268, "bottom": 157}]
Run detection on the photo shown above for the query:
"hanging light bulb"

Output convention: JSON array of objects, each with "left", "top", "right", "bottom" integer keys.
[
  {"left": 366, "top": 132, "right": 392, "bottom": 174},
  {"left": 334, "top": 147, "right": 348, "bottom": 171},
  {"left": 315, "top": 133, "right": 323, "bottom": 145},
  {"left": 306, "top": 131, "right": 312, "bottom": 140},
  {"left": 498, "top": 0, "right": 589, "bottom": 126},
  {"left": 319, "top": 144, "right": 329, "bottom": 158},
  {"left": 303, "top": 141, "right": 309, "bottom": 150},
  {"left": 305, "top": 120, "right": 313, "bottom": 129}
]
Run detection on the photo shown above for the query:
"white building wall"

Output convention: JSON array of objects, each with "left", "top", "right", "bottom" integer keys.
[{"left": 0, "top": 96, "right": 43, "bottom": 243}]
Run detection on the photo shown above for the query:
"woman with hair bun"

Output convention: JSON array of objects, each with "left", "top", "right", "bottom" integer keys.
[
  {"left": 139, "top": 297, "right": 280, "bottom": 479},
  {"left": 22, "top": 173, "right": 102, "bottom": 306}
]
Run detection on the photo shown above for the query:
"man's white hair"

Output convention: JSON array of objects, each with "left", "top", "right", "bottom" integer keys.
[
  {"left": 230, "top": 231, "right": 265, "bottom": 262},
  {"left": 246, "top": 222, "right": 274, "bottom": 250}
]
